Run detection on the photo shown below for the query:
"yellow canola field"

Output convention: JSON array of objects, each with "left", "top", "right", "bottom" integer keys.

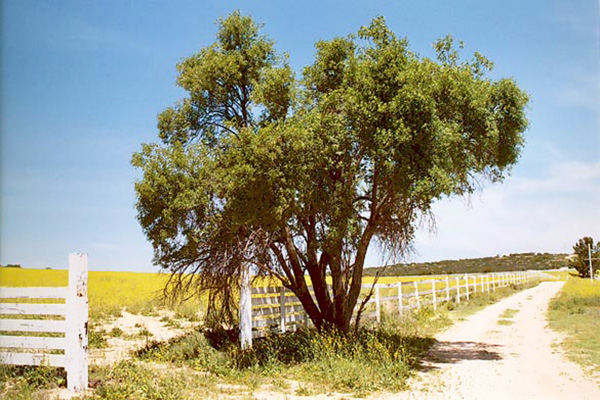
[{"left": 0, "top": 268, "right": 176, "bottom": 319}]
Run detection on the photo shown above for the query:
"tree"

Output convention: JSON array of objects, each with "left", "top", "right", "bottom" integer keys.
[
  {"left": 132, "top": 12, "right": 529, "bottom": 333},
  {"left": 568, "top": 237, "right": 600, "bottom": 278}
]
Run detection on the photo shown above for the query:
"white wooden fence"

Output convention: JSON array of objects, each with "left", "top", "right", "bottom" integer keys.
[
  {"left": 0, "top": 253, "right": 88, "bottom": 392},
  {"left": 241, "top": 270, "right": 545, "bottom": 347}
]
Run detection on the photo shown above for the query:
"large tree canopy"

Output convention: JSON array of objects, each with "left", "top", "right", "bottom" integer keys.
[{"left": 133, "top": 12, "right": 529, "bottom": 332}]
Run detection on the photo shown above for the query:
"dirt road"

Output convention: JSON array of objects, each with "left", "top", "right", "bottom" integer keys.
[{"left": 393, "top": 281, "right": 599, "bottom": 400}]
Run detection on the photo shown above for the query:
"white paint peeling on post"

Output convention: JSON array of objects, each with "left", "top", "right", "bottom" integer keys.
[
  {"left": 456, "top": 276, "right": 460, "bottom": 303},
  {"left": 239, "top": 264, "right": 252, "bottom": 349},
  {"left": 375, "top": 285, "right": 381, "bottom": 323},
  {"left": 279, "top": 287, "right": 286, "bottom": 333},
  {"left": 431, "top": 279, "right": 437, "bottom": 311},
  {"left": 414, "top": 281, "right": 420, "bottom": 309},
  {"left": 397, "top": 282, "right": 403, "bottom": 317},
  {"left": 65, "top": 253, "right": 88, "bottom": 392}
]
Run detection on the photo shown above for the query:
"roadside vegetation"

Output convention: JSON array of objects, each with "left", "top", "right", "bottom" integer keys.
[{"left": 548, "top": 276, "right": 600, "bottom": 376}]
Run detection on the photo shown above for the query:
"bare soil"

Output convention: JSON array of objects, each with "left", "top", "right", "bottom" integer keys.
[{"left": 89, "top": 310, "right": 195, "bottom": 366}]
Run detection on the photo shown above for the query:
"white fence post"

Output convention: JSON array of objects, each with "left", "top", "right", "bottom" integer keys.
[
  {"left": 279, "top": 287, "right": 286, "bottom": 333},
  {"left": 414, "top": 281, "right": 420, "bottom": 309},
  {"left": 432, "top": 279, "right": 437, "bottom": 311},
  {"left": 239, "top": 265, "right": 252, "bottom": 349},
  {"left": 397, "top": 282, "right": 403, "bottom": 317},
  {"left": 465, "top": 274, "right": 470, "bottom": 301},
  {"left": 375, "top": 285, "right": 381, "bottom": 323},
  {"left": 456, "top": 276, "right": 460, "bottom": 303},
  {"left": 445, "top": 276, "right": 450, "bottom": 302},
  {"left": 65, "top": 253, "right": 88, "bottom": 392}
]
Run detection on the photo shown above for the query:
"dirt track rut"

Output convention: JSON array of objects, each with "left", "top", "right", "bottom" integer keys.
[{"left": 393, "top": 281, "right": 599, "bottom": 400}]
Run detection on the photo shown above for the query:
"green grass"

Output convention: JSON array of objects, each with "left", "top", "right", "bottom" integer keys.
[
  {"left": 134, "top": 324, "right": 434, "bottom": 396},
  {"left": 0, "top": 364, "right": 66, "bottom": 400},
  {"left": 497, "top": 308, "right": 519, "bottom": 326},
  {"left": 548, "top": 277, "right": 600, "bottom": 376},
  {"left": 497, "top": 319, "right": 513, "bottom": 326},
  {"left": 500, "top": 309, "right": 519, "bottom": 319}
]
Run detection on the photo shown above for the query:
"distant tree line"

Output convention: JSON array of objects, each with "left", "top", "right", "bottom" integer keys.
[
  {"left": 1, "top": 264, "right": 22, "bottom": 268},
  {"left": 365, "top": 253, "right": 568, "bottom": 276}
]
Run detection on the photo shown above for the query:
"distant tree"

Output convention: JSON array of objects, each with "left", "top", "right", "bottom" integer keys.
[
  {"left": 568, "top": 237, "right": 600, "bottom": 278},
  {"left": 133, "top": 12, "right": 529, "bottom": 333},
  {"left": 1, "top": 264, "right": 22, "bottom": 268}
]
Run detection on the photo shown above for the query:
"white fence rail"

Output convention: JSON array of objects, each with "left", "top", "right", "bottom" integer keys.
[
  {"left": 242, "top": 270, "right": 547, "bottom": 347},
  {"left": 0, "top": 253, "right": 88, "bottom": 392}
]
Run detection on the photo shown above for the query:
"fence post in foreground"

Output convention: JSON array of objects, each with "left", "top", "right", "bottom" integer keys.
[
  {"left": 445, "top": 276, "right": 450, "bottom": 302},
  {"left": 465, "top": 274, "right": 470, "bottom": 301},
  {"left": 279, "top": 287, "right": 286, "bottom": 333},
  {"left": 397, "top": 282, "right": 403, "bottom": 317},
  {"left": 239, "top": 265, "right": 252, "bottom": 349},
  {"left": 66, "top": 253, "right": 88, "bottom": 392},
  {"left": 456, "top": 276, "right": 460, "bottom": 303},
  {"left": 414, "top": 281, "right": 420, "bottom": 309},
  {"left": 375, "top": 285, "right": 381, "bottom": 323},
  {"left": 432, "top": 279, "right": 437, "bottom": 311}
]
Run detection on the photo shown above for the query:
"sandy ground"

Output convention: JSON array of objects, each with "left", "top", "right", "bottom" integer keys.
[
  {"left": 382, "top": 281, "right": 600, "bottom": 400},
  {"left": 89, "top": 310, "right": 195, "bottom": 366}
]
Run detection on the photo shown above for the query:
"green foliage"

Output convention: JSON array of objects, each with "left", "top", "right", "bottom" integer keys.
[
  {"left": 87, "top": 361, "right": 190, "bottom": 400},
  {"left": 568, "top": 237, "right": 599, "bottom": 278},
  {"left": 1, "top": 264, "right": 22, "bottom": 268},
  {"left": 0, "top": 364, "right": 65, "bottom": 399},
  {"left": 88, "top": 325, "right": 109, "bottom": 349},
  {"left": 133, "top": 12, "right": 529, "bottom": 332}
]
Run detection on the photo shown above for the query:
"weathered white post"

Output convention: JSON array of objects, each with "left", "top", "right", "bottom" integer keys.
[
  {"left": 375, "top": 285, "right": 381, "bottom": 323},
  {"left": 239, "top": 265, "right": 252, "bottom": 349},
  {"left": 414, "top": 281, "right": 420, "bottom": 309},
  {"left": 279, "top": 287, "right": 286, "bottom": 333},
  {"left": 455, "top": 276, "right": 461, "bottom": 303},
  {"left": 432, "top": 279, "right": 437, "bottom": 311},
  {"left": 66, "top": 253, "right": 88, "bottom": 392},
  {"left": 445, "top": 276, "right": 450, "bottom": 302},
  {"left": 397, "top": 282, "right": 403, "bottom": 317},
  {"left": 465, "top": 274, "right": 470, "bottom": 301},
  {"left": 486, "top": 274, "right": 490, "bottom": 292},
  {"left": 480, "top": 275, "right": 484, "bottom": 293}
]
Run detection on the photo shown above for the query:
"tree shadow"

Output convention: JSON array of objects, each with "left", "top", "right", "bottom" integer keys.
[{"left": 418, "top": 340, "right": 503, "bottom": 371}]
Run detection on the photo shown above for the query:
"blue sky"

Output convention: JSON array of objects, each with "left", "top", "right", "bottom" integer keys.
[{"left": 1, "top": 0, "right": 598, "bottom": 271}]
